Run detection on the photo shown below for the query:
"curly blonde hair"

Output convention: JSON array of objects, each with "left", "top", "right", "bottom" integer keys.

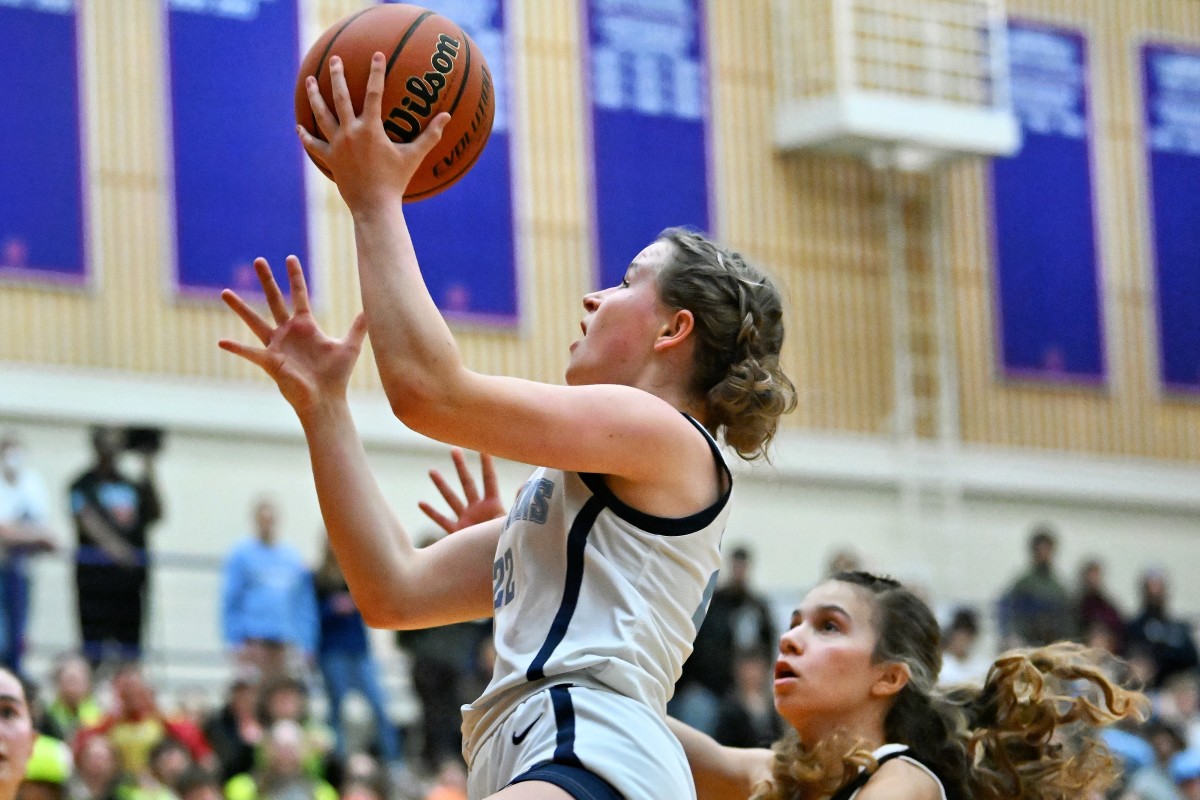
[
  {"left": 752, "top": 572, "right": 1148, "bottom": 800},
  {"left": 655, "top": 228, "right": 797, "bottom": 460}
]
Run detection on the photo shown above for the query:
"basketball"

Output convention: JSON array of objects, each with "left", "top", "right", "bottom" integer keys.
[{"left": 295, "top": 4, "right": 495, "bottom": 201}]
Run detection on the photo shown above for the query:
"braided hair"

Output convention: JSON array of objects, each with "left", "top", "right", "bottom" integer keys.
[{"left": 655, "top": 228, "right": 796, "bottom": 460}]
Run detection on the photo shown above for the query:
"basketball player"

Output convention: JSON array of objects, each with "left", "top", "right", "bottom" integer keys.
[
  {"left": 0, "top": 668, "right": 36, "bottom": 800},
  {"left": 219, "top": 53, "right": 796, "bottom": 800},
  {"left": 668, "top": 573, "right": 1147, "bottom": 800}
]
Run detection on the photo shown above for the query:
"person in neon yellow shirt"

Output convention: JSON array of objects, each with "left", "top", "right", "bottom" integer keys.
[{"left": 224, "top": 721, "right": 335, "bottom": 800}]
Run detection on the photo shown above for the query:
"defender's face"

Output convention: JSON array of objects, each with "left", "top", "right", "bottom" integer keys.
[
  {"left": 566, "top": 240, "right": 675, "bottom": 387},
  {"left": 772, "top": 581, "right": 887, "bottom": 731}
]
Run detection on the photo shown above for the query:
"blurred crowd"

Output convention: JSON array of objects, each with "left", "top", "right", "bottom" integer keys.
[{"left": 2, "top": 428, "right": 1199, "bottom": 800}]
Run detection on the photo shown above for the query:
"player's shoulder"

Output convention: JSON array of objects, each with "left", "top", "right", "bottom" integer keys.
[{"left": 857, "top": 757, "right": 944, "bottom": 800}]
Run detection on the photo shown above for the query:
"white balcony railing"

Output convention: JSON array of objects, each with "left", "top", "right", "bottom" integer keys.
[{"left": 773, "top": 0, "right": 1019, "bottom": 169}]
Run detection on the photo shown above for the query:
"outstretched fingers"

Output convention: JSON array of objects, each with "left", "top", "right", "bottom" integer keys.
[
  {"left": 285, "top": 256, "right": 311, "bottom": 316},
  {"left": 305, "top": 74, "right": 339, "bottom": 141},
  {"left": 479, "top": 452, "right": 500, "bottom": 503},
  {"left": 217, "top": 337, "right": 271, "bottom": 370},
  {"left": 362, "top": 52, "right": 386, "bottom": 120},
  {"left": 451, "top": 447, "right": 481, "bottom": 504},
  {"left": 220, "top": 288, "right": 274, "bottom": 346},
  {"left": 417, "top": 499, "right": 457, "bottom": 536},
  {"left": 328, "top": 56, "right": 355, "bottom": 125},
  {"left": 256, "top": 258, "right": 292, "bottom": 324}
]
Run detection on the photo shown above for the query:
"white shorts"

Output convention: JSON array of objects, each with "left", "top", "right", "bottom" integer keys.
[{"left": 466, "top": 684, "right": 695, "bottom": 800}]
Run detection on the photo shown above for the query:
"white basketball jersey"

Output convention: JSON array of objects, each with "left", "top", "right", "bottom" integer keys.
[{"left": 462, "top": 415, "right": 732, "bottom": 760}]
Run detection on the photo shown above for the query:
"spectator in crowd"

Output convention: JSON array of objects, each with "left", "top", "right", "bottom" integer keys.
[
  {"left": 0, "top": 667, "right": 37, "bottom": 800},
  {"left": 1126, "top": 720, "right": 1188, "bottom": 800},
  {"left": 254, "top": 677, "right": 333, "bottom": 782},
  {"left": 18, "top": 735, "right": 71, "bottom": 800},
  {"left": 0, "top": 432, "right": 58, "bottom": 675},
  {"left": 336, "top": 753, "right": 388, "bottom": 800},
  {"left": 173, "top": 768, "right": 222, "bottom": 800},
  {"left": 1129, "top": 569, "right": 1200, "bottom": 689},
  {"left": 712, "top": 646, "right": 782, "bottom": 749},
  {"left": 1174, "top": 748, "right": 1200, "bottom": 800},
  {"left": 311, "top": 542, "right": 399, "bottom": 768},
  {"left": 67, "top": 734, "right": 123, "bottom": 800},
  {"left": 77, "top": 663, "right": 212, "bottom": 778},
  {"left": 1159, "top": 671, "right": 1200, "bottom": 749},
  {"left": 127, "top": 737, "right": 193, "bottom": 800},
  {"left": 937, "top": 607, "right": 991, "bottom": 687},
  {"left": 46, "top": 655, "right": 102, "bottom": 743},
  {"left": 997, "top": 523, "right": 1073, "bottom": 647},
  {"left": 200, "top": 676, "right": 260, "bottom": 782},
  {"left": 1076, "top": 556, "right": 1126, "bottom": 652},
  {"left": 224, "top": 721, "right": 336, "bottom": 800},
  {"left": 421, "top": 758, "right": 467, "bottom": 800},
  {"left": 674, "top": 545, "right": 776, "bottom": 735},
  {"left": 69, "top": 427, "right": 163, "bottom": 665},
  {"left": 221, "top": 499, "right": 317, "bottom": 682},
  {"left": 824, "top": 547, "right": 861, "bottom": 577}
]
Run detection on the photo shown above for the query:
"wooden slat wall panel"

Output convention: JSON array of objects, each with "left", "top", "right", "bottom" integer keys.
[
  {"left": 1, "top": 0, "right": 1196, "bottom": 462},
  {"left": 947, "top": 0, "right": 1200, "bottom": 460}
]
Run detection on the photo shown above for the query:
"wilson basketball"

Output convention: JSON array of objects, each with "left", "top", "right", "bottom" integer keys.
[{"left": 295, "top": 4, "right": 495, "bottom": 201}]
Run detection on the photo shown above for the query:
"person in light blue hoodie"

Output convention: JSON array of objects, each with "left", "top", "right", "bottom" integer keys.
[{"left": 221, "top": 498, "right": 317, "bottom": 680}]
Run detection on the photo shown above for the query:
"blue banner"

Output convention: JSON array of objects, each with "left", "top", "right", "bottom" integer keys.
[
  {"left": 587, "top": 0, "right": 711, "bottom": 289},
  {"left": 1143, "top": 43, "right": 1200, "bottom": 393},
  {"left": 990, "top": 23, "right": 1105, "bottom": 381},
  {"left": 0, "top": 1, "right": 86, "bottom": 284},
  {"left": 387, "top": 0, "right": 518, "bottom": 323},
  {"left": 168, "top": 0, "right": 308, "bottom": 297}
]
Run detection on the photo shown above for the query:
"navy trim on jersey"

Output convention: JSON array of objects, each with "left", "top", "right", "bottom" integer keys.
[
  {"left": 510, "top": 762, "right": 624, "bottom": 800},
  {"left": 578, "top": 414, "right": 732, "bottom": 537},
  {"left": 549, "top": 684, "right": 584, "bottom": 768},
  {"left": 526, "top": 495, "right": 606, "bottom": 681}
]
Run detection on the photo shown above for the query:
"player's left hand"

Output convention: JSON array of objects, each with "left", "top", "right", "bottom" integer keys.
[{"left": 219, "top": 256, "right": 366, "bottom": 419}]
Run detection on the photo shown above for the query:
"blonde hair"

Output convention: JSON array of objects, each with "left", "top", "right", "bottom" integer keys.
[
  {"left": 656, "top": 228, "right": 797, "bottom": 460},
  {"left": 753, "top": 573, "right": 1148, "bottom": 800}
]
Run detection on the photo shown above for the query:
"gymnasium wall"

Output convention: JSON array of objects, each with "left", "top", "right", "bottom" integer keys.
[{"left": 2, "top": 0, "right": 1199, "bottom": 664}]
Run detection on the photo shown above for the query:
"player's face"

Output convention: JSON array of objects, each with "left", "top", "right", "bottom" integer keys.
[
  {"left": 0, "top": 671, "right": 34, "bottom": 794},
  {"left": 772, "top": 581, "right": 889, "bottom": 735},
  {"left": 566, "top": 240, "right": 676, "bottom": 387}
]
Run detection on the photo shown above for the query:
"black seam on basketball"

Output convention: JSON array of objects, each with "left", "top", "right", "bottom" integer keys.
[
  {"left": 445, "top": 27, "right": 472, "bottom": 115},
  {"left": 310, "top": 6, "right": 378, "bottom": 134},
  {"left": 386, "top": 11, "right": 436, "bottom": 76},
  {"left": 405, "top": 127, "right": 489, "bottom": 200}
]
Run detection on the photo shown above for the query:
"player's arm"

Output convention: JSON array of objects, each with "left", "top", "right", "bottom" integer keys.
[
  {"left": 299, "top": 56, "right": 714, "bottom": 489},
  {"left": 300, "top": 399, "right": 498, "bottom": 629},
  {"left": 667, "top": 717, "right": 773, "bottom": 800},
  {"left": 220, "top": 258, "right": 497, "bottom": 630}
]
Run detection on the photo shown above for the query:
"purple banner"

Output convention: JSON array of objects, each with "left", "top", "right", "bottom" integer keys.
[
  {"left": 586, "top": 0, "right": 711, "bottom": 289},
  {"left": 990, "top": 22, "right": 1105, "bottom": 382},
  {"left": 387, "top": 0, "right": 519, "bottom": 322},
  {"left": 167, "top": 0, "right": 309, "bottom": 298},
  {"left": 0, "top": 1, "right": 86, "bottom": 284},
  {"left": 1143, "top": 43, "right": 1200, "bottom": 393}
]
